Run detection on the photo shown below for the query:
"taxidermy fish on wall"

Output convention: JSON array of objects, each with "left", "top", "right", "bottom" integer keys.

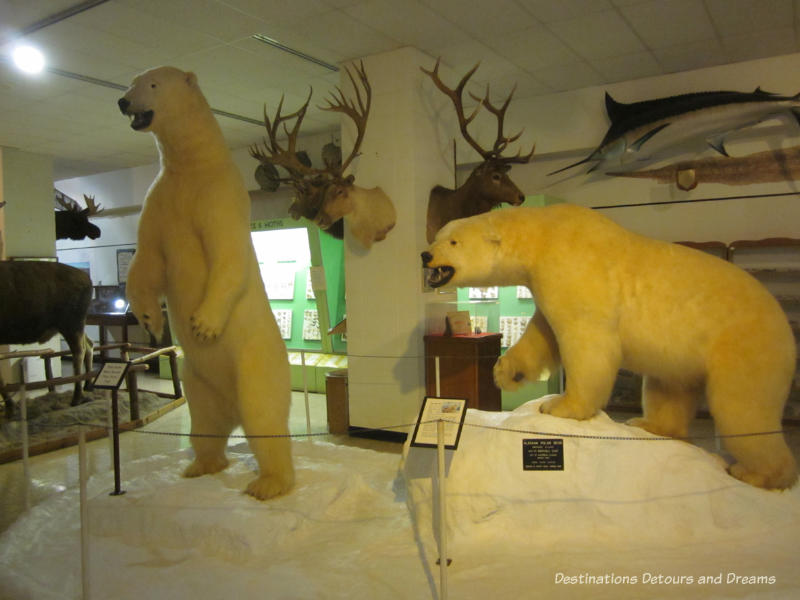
[
  {"left": 609, "top": 145, "right": 800, "bottom": 191},
  {"left": 549, "top": 88, "right": 800, "bottom": 176}
]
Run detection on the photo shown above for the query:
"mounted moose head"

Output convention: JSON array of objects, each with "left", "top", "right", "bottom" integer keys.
[
  {"left": 249, "top": 61, "right": 396, "bottom": 250},
  {"left": 421, "top": 59, "right": 535, "bottom": 243},
  {"left": 54, "top": 191, "right": 103, "bottom": 240}
]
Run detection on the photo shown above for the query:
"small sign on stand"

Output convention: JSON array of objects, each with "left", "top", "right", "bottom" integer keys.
[
  {"left": 93, "top": 361, "right": 130, "bottom": 390},
  {"left": 410, "top": 396, "right": 467, "bottom": 600},
  {"left": 410, "top": 396, "right": 467, "bottom": 450},
  {"left": 93, "top": 362, "right": 131, "bottom": 496}
]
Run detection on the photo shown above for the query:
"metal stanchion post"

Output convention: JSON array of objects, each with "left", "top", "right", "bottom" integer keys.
[
  {"left": 437, "top": 419, "right": 448, "bottom": 600},
  {"left": 109, "top": 389, "right": 125, "bottom": 496},
  {"left": 79, "top": 427, "right": 91, "bottom": 600},
  {"left": 20, "top": 387, "right": 31, "bottom": 512},
  {"left": 301, "top": 350, "right": 311, "bottom": 438}
]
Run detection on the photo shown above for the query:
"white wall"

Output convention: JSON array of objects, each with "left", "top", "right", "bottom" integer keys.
[{"left": 463, "top": 52, "right": 800, "bottom": 244}]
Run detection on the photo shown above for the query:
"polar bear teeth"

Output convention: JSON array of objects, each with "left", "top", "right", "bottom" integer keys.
[
  {"left": 427, "top": 266, "right": 455, "bottom": 287},
  {"left": 129, "top": 110, "right": 154, "bottom": 130}
]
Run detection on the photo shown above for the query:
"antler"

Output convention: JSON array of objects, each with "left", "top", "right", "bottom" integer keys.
[
  {"left": 319, "top": 60, "right": 371, "bottom": 175},
  {"left": 249, "top": 88, "right": 323, "bottom": 180},
  {"left": 83, "top": 195, "right": 103, "bottom": 215},
  {"left": 421, "top": 58, "right": 534, "bottom": 164},
  {"left": 470, "top": 84, "right": 535, "bottom": 164},
  {"left": 54, "top": 190, "right": 79, "bottom": 212}
]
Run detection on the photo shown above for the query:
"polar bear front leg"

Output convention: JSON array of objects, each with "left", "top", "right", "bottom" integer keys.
[
  {"left": 494, "top": 310, "right": 560, "bottom": 390},
  {"left": 126, "top": 247, "right": 165, "bottom": 340},
  {"left": 540, "top": 327, "right": 621, "bottom": 420}
]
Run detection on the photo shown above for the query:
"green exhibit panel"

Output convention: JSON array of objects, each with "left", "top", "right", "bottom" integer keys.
[{"left": 251, "top": 218, "right": 347, "bottom": 390}]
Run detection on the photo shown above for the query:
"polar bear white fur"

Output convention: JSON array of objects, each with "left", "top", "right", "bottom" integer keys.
[
  {"left": 118, "top": 66, "right": 293, "bottom": 500},
  {"left": 422, "top": 204, "right": 797, "bottom": 490}
]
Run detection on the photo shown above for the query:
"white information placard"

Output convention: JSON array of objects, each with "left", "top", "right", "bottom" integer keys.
[
  {"left": 93, "top": 362, "right": 129, "bottom": 390},
  {"left": 411, "top": 396, "right": 467, "bottom": 450}
]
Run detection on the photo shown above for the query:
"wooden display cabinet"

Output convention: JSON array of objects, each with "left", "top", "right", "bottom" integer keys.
[{"left": 424, "top": 333, "right": 502, "bottom": 411}]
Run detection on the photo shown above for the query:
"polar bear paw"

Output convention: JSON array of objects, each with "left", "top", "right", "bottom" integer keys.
[
  {"left": 245, "top": 472, "right": 294, "bottom": 501},
  {"left": 493, "top": 355, "right": 527, "bottom": 390},
  {"left": 139, "top": 308, "right": 164, "bottom": 341},
  {"left": 128, "top": 295, "right": 164, "bottom": 340},
  {"left": 183, "top": 456, "right": 229, "bottom": 478},
  {"left": 540, "top": 394, "right": 597, "bottom": 420},
  {"left": 190, "top": 307, "right": 223, "bottom": 342}
]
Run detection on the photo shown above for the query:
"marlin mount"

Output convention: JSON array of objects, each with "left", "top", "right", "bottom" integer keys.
[{"left": 549, "top": 87, "right": 800, "bottom": 176}]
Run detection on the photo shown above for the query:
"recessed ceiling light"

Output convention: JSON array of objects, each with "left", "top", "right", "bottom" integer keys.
[{"left": 12, "top": 44, "right": 45, "bottom": 74}]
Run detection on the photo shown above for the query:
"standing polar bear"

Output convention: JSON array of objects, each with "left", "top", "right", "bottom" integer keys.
[
  {"left": 422, "top": 204, "right": 797, "bottom": 490},
  {"left": 118, "top": 66, "right": 293, "bottom": 500}
]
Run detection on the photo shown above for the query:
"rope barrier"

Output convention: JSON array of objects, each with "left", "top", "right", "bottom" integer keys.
[{"left": 53, "top": 417, "right": 800, "bottom": 443}]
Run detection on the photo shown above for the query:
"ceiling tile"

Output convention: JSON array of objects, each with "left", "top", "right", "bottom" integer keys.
[
  {"left": 720, "top": 28, "right": 799, "bottom": 63},
  {"left": 706, "top": 0, "right": 793, "bottom": 37},
  {"left": 344, "top": 0, "right": 469, "bottom": 52},
  {"left": 653, "top": 38, "right": 727, "bottom": 72},
  {"left": 490, "top": 24, "right": 580, "bottom": 71},
  {"left": 517, "top": 0, "right": 614, "bottom": 22},
  {"left": 620, "top": 0, "right": 716, "bottom": 49},
  {"left": 533, "top": 60, "right": 604, "bottom": 91},
  {"left": 589, "top": 51, "right": 662, "bottom": 83},
  {"left": 420, "top": 0, "right": 538, "bottom": 44},
  {"left": 547, "top": 9, "right": 646, "bottom": 60}
]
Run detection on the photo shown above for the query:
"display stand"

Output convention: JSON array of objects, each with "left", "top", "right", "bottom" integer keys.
[
  {"left": 424, "top": 334, "right": 501, "bottom": 411},
  {"left": 92, "top": 361, "right": 132, "bottom": 496},
  {"left": 410, "top": 391, "right": 467, "bottom": 600}
]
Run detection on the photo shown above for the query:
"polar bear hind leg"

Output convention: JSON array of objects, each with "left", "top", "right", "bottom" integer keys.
[
  {"left": 627, "top": 376, "right": 700, "bottom": 439},
  {"left": 706, "top": 358, "right": 797, "bottom": 490},
  {"left": 237, "top": 360, "right": 294, "bottom": 500},
  {"left": 182, "top": 365, "right": 234, "bottom": 478}
]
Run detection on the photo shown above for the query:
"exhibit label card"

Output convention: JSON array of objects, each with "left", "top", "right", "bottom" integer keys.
[
  {"left": 93, "top": 361, "right": 130, "bottom": 390},
  {"left": 411, "top": 396, "right": 467, "bottom": 450},
  {"left": 522, "top": 439, "right": 564, "bottom": 471}
]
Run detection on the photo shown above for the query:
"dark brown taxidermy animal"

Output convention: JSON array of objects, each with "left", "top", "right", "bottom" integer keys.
[
  {"left": 422, "top": 59, "right": 535, "bottom": 243},
  {"left": 0, "top": 261, "right": 93, "bottom": 410}
]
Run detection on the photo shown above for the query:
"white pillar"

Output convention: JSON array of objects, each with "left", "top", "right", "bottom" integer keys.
[{"left": 341, "top": 47, "right": 456, "bottom": 431}]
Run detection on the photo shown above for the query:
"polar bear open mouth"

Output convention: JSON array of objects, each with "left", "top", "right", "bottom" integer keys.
[
  {"left": 127, "top": 110, "right": 154, "bottom": 131},
  {"left": 427, "top": 265, "right": 455, "bottom": 288}
]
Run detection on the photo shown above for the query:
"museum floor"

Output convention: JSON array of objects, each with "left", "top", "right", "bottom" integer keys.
[
  {"left": 0, "top": 374, "right": 401, "bottom": 535},
  {"left": 2, "top": 374, "right": 800, "bottom": 537}
]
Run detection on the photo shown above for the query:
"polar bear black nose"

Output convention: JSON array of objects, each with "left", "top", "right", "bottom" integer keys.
[
  {"left": 118, "top": 98, "right": 130, "bottom": 113},
  {"left": 421, "top": 251, "right": 432, "bottom": 266}
]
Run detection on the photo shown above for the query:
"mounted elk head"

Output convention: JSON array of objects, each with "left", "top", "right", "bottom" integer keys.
[
  {"left": 54, "top": 191, "right": 103, "bottom": 240},
  {"left": 249, "top": 61, "right": 396, "bottom": 250},
  {"left": 421, "top": 59, "right": 535, "bottom": 243}
]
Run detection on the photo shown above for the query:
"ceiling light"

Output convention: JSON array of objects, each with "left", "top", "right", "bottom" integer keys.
[{"left": 12, "top": 44, "right": 45, "bottom": 74}]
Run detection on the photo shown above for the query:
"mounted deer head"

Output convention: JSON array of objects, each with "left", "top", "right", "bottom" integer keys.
[
  {"left": 421, "top": 58, "right": 535, "bottom": 243},
  {"left": 249, "top": 61, "right": 395, "bottom": 249},
  {"left": 54, "top": 191, "right": 103, "bottom": 240}
]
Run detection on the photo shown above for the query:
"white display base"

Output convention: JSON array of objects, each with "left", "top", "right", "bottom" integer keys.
[{"left": 2, "top": 399, "right": 799, "bottom": 599}]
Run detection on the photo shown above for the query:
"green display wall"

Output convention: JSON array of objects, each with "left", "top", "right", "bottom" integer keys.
[{"left": 250, "top": 218, "right": 346, "bottom": 354}]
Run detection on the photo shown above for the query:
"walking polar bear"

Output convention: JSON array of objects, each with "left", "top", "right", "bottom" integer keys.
[
  {"left": 118, "top": 66, "right": 293, "bottom": 500},
  {"left": 422, "top": 204, "right": 797, "bottom": 490}
]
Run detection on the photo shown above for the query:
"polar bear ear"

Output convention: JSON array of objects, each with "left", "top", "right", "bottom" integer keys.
[{"left": 185, "top": 71, "right": 199, "bottom": 88}]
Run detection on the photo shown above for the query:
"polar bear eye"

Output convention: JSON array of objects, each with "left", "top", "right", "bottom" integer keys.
[
  {"left": 450, "top": 240, "right": 457, "bottom": 246},
  {"left": 150, "top": 83, "right": 157, "bottom": 89}
]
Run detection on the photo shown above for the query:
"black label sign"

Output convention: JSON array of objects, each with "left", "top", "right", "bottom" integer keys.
[{"left": 523, "top": 439, "right": 564, "bottom": 471}]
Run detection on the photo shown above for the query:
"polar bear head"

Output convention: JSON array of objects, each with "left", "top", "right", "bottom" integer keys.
[
  {"left": 421, "top": 211, "right": 510, "bottom": 289},
  {"left": 117, "top": 66, "right": 202, "bottom": 132}
]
